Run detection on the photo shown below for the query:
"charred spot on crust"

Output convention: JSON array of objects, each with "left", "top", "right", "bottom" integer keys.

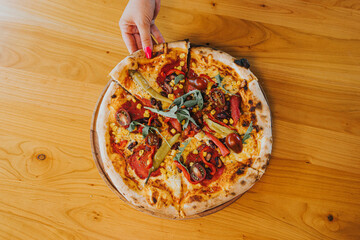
[
  {"left": 234, "top": 58, "right": 250, "bottom": 69},
  {"left": 153, "top": 51, "right": 164, "bottom": 57},
  {"left": 254, "top": 125, "right": 260, "bottom": 133},
  {"left": 248, "top": 100, "right": 253, "bottom": 105},
  {"left": 244, "top": 85, "right": 248, "bottom": 91},
  {"left": 251, "top": 113, "right": 256, "bottom": 121},
  {"left": 193, "top": 206, "right": 197, "bottom": 209},
  {"left": 256, "top": 102, "right": 262, "bottom": 110},
  {"left": 241, "top": 180, "right": 246, "bottom": 185},
  {"left": 236, "top": 168, "right": 245, "bottom": 175},
  {"left": 250, "top": 106, "right": 256, "bottom": 112},
  {"left": 189, "top": 195, "right": 203, "bottom": 202},
  {"left": 111, "top": 94, "right": 117, "bottom": 98},
  {"left": 152, "top": 197, "right": 157, "bottom": 204}
]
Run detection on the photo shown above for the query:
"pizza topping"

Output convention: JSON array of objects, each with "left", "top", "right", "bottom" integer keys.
[
  {"left": 190, "top": 163, "right": 206, "bottom": 182},
  {"left": 146, "top": 132, "right": 160, "bottom": 146},
  {"left": 230, "top": 95, "right": 242, "bottom": 125},
  {"left": 116, "top": 109, "right": 131, "bottom": 126},
  {"left": 242, "top": 121, "right": 253, "bottom": 144},
  {"left": 210, "top": 89, "right": 225, "bottom": 107},
  {"left": 129, "top": 145, "right": 161, "bottom": 179},
  {"left": 127, "top": 141, "right": 138, "bottom": 150},
  {"left": 128, "top": 121, "right": 170, "bottom": 147},
  {"left": 162, "top": 82, "right": 173, "bottom": 94},
  {"left": 200, "top": 147, "right": 217, "bottom": 175},
  {"left": 204, "top": 131, "right": 230, "bottom": 157},
  {"left": 204, "top": 118, "right": 234, "bottom": 137},
  {"left": 145, "top": 133, "right": 181, "bottom": 184},
  {"left": 129, "top": 70, "right": 172, "bottom": 106},
  {"left": 189, "top": 77, "right": 208, "bottom": 91},
  {"left": 214, "top": 74, "right": 233, "bottom": 95},
  {"left": 225, "top": 133, "right": 243, "bottom": 153}
]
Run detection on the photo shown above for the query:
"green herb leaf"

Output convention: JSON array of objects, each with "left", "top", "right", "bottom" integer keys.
[
  {"left": 214, "top": 74, "right": 233, "bottom": 95},
  {"left": 171, "top": 90, "right": 203, "bottom": 110},
  {"left": 174, "top": 140, "right": 190, "bottom": 173},
  {"left": 242, "top": 121, "right": 253, "bottom": 144},
  {"left": 127, "top": 121, "right": 170, "bottom": 147},
  {"left": 174, "top": 74, "right": 185, "bottom": 85}
]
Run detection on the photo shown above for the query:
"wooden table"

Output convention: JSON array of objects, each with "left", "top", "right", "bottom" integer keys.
[{"left": 1, "top": 0, "right": 359, "bottom": 239}]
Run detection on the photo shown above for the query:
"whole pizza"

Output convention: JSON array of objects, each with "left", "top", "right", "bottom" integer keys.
[{"left": 95, "top": 40, "right": 272, "bottom": 219}]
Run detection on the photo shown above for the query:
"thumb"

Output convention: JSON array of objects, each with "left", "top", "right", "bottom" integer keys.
[{"left": 137, "top": 21, "right": 153, "bottom": 51}]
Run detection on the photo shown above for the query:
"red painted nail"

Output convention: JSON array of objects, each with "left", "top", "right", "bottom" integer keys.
[{"left": 144, "top": 46, "right": 152, "bottom": 59}]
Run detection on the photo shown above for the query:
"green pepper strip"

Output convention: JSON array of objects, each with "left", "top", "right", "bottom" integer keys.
[
  {"left": 145, "top": 133, "right": 180, "bottom": 184},
  {"left": 204, "top": 118, "right": 235, "bottom": 138},
  {"left": 129, "top": 70, "right": 172, "bottom": 106}
]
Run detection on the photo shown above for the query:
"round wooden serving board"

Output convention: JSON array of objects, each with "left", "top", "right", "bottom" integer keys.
[{"left": 90, "top": 79, "right": 248, "bottom": 219}]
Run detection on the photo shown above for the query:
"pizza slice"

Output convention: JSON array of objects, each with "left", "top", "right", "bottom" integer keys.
[{"left": 109, "top": 40, "right": 190, "bottom": 109}]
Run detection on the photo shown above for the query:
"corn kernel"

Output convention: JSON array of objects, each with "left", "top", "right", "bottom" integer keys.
[
  {"left": 110, "top": 123, "right": 115, "bottom": 128},
  {"left": 139, "top": 150, "right": 144, "bottom": 156},
  {"left": 136, "top": 103, "right": 142, "bottom": 109},
  {"left": 192, "top": 108, "right": 197, "bottom": 113},
  {"left": 223, "top": 119, "right": 229, "bottom": 124},
  {"left": 132, "top": 97, "right": 137, "bottom": 103},
  {"left": 180, "top": 61, "right": 185, "bottom": 66},
  {"left": 174, "top": 86, "right": 178, "bottom": 90},
  {"left": 190, "top": 162, "right": 194, "bottom": 167},
  {"left": 203, "top": 151, "right": 207, "bottom": 157},
  {"left": 179, "top": 84, "right": 183, "bottom": 89},
  {"left": 143, "top": 110, "right": 150, "bottom": 118},
  {"left": 193, "top": 149, "right": 198, "bottom": 154},
  {"left": 170, "top": 81, "right": 175, "bottom": 87},
  {"left": 171, "top": 128, "right": 176, "bottom": 134},
  {"left": 171, "top": 150, "right": 176, "bottom": 155},
  {"left": 236, "top": 81, "right": 241, "bottom": 86},
  {"left": 180, "top": 53, "right": 185, "bottom": 59},
  {"left": 147, "top": 159, "right": 151, "bottom": 166},
  {"left": 168, "top": 94, "right": 175, "bottom": 99},
  {"left": 229, "top": 118, "right": 234, "bottom": 124},
  {"left": 180, "top": 79, "right": 185, "bottom": 83},
  {"left": 191, "top": 62, "right": 196, "bottom": 68},
  {"left": 160, "top": 162, "right": 165, "bottom": 166},
  {"left": 181, "top": 120, "right": 186, "bottom": 125},
  {"left": 210, "top": 109, "right": 216, "bottom": 115},
  {"left": 205, "top": 165, "right": 209, "bottom": 168},
  {"left": 160, "top": 168, "right": 166, "bottom": 175}
]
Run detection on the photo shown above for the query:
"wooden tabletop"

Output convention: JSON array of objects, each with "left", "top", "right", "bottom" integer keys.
[{"left": 1, "top": 0, "right": 359, "bottom": 239}]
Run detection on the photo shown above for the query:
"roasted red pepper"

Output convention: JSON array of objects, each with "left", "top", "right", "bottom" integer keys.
[
  {"left": 165, "top": 69, "right": 185, "bottom": 77},
  {"left": 145, "top": 145, "right": 156, "bottom": 169},
  {"left": 174, "top": 161, "right": 199, "bottom": 184},
  {"left": 168, "top": 118, "right": 182, "bottom": 132},
  {"left": 230, "top": 95, "right": 242, "bottom": 125},
  {"left": 199, "top": 74, "right": 216, "bottom": 83},
  {"left": 204, "top": 131, "right": 230, "bottom": 156},
  {"left": 200, "top": 147, "right": 217, "bottom": 175}
]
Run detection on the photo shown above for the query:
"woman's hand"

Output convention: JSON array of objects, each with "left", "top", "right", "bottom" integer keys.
[{"left": 119, "top": 0, "right": 165, "bottom": 57}]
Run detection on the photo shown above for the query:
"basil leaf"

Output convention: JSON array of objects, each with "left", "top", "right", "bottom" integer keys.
[
  {"left": 127, "top": 121, "right": 137, "bottom": 132},
  {"left": 127, "top": 120, "right": 170, "bottom": 147},
  {"left": 174, "top": 140, "right": 190, "bottom": 173},
  {"left": 174, "top": 74, "right": 185, "bottom": 85},
  {"left": 214, "top": 74, "right": 233, "bottom": 95},
  {"left": 242, "top": 121, "right": 253, "bottom": 144}
]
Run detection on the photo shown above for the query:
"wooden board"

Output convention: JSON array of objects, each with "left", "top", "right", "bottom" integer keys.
[{"left": 0, "top": 0, "right": 360, "bottom": 239}]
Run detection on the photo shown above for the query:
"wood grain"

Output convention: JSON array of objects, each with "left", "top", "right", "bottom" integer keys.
[{"left": 0, "top": 0, "right": 359, "bottom": 239}]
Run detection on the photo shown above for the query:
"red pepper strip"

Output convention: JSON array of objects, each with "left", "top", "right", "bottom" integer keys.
[
  {"left": 169, "top": 118, "right": 182, "bottom": 132},
  {"left": 208, "top": 114, "right": 235, "bottom": 130},
  {"left": 204, "top": 131, "right": 230, "bottom": 157},
  {"left": 230, "top": 95, "right": 241, "bottom": 125},
  {"left": 199, "top": 74, "right": 216, "bottom": 83},
  {"left": 148, "top": 115, "right": 154, "bottom": 125},
  {"left": 119, "top": 140, "right": 128, "bottom": 149},
  {"left": 165, "top": 69, "right": 185, "bottom": 77},
  {"left": 164, "top": 117, "right": 171, "bottom": 123},
  {"left": 200, "top": 148, "right": 217, "bottom": 175},
  {"left": 174, "top": 161, "right": 198, "bottom": 184},
  {"left": 202, "top": 120, "right": 216, "bottom": 133},
  {"left": 145, "top": 145, "right": 156, "bottom": 169}
]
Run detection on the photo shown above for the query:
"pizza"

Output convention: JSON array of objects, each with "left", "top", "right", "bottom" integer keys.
[{"left": 95, "top": 40, "right": 272, "bottom": 219}]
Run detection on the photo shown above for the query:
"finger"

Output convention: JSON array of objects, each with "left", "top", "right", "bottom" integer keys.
[
  {"left": 121, "top": 31, "right": 138, "bottom": 53},
  {"left": 137, "top": 21, "right": 153, "bottom": 50},
  {"left": 150, "top": 24, "right": 165, "bottom": 44},
  {"left": 154, "top": 0, "right": 161, "bottom": 19},
  {"left": 134, "top": 33, "right": 143, "bottom": 50}
]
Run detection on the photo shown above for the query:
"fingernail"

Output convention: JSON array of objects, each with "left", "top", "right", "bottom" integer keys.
[{"left": 144, "top": 46, "right": 152, "bottom": 59}]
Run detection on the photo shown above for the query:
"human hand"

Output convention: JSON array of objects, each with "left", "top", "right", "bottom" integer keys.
[{"left": 119, "top": 0, "right": 165, "bottom": 58}]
